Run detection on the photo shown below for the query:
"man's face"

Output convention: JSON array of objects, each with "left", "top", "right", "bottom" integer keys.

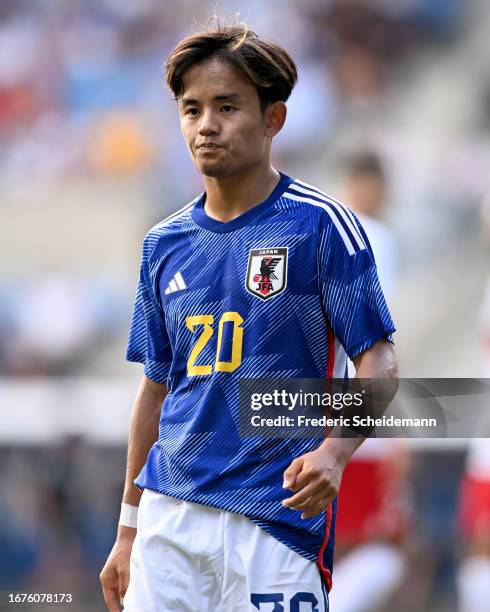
[
  {"left": 178, "top": 58, "right": 271, "bottom": 179},
  {"left": 345, "top": 173, "right": 386, "bottom": 217}
]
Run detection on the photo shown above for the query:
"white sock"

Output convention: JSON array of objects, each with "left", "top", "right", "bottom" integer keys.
[
  {"left": 457, "top": 556, "right": 490, "bottom": 612},
  {"left": 329, "top": 543, "right": 406, "bottom": 612}
]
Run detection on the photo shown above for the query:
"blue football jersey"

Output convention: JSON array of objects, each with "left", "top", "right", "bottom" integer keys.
[{"left": 126, "top": 172, "right": 395, "bottom": 589}]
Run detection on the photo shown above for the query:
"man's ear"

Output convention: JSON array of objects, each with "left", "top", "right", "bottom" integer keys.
[{"left": 264, "top": 101, "right": 287, "bottom": 138}]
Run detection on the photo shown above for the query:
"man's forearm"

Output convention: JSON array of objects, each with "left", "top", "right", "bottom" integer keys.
[
  {"left": 102, "top": 376, "right": 167, "bottom": 607},
  {"left": 320, "top": 339, "right": 399, "bottom": 464},
  {"left": 353, "top": 338, "right": 399, "bottom": 381},
  {"left": 122, "top": 376, "right": 168, "bottom": 506},
  {"left": 318, "top": 435, "right": 364, "bottom": 467}
]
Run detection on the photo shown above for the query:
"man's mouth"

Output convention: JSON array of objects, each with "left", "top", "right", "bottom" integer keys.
[{"left": 197, "top": 143, "right": 223, "bottom": 150}]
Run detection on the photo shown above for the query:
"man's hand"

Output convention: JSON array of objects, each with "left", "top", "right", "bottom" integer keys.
[
  {"left": 281, "top": 339, "right": 399, "bottom": 519},
  {"left": 100, "top": 527, "right": 136, "bottom": 611},
  {"left": 282, "top": 446, "right": 347, "bottom": 519}
]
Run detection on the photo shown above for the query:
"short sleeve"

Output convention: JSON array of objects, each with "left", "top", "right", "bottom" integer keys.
[
  {"left": 317, "top": 208, "right": 396, "bottom": 360},
  {"left": 126, "top": 234, "right": 172, "bottom": 383}
]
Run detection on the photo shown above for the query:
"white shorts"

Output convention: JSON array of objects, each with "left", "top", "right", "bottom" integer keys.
[{"left": 123, "top": 489, "right": 329, "bottom": 612}]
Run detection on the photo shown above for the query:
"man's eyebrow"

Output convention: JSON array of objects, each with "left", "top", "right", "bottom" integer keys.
[
  {"left": 213, "top": 93, "right": 241, "bottom": 101},
  {"left": 180, "top": 93, "right": 241, "bottom": 105}
]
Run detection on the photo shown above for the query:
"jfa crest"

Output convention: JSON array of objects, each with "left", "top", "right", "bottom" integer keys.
[{"left": 245, "top": 248, "right": 288, "bottom": 301}]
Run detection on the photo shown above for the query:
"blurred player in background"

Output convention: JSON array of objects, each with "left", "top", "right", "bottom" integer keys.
[
  {"left": 478, "top": 192, "right": 490, "bottom": 377},
  {"left": 338, "top": 152, "right": 397, "bottom": 297},
  {"left": 457, "top": 438, "right": 490, "bottom": 612},
  {"left": 456, "top": 194, "right": 490, "bottom": 612},
  {"left": 329, "top": 152, "right": 412, "bottom": 612},
  {"left": 99, "top": 25, "right": 398, "bottom": 612}
]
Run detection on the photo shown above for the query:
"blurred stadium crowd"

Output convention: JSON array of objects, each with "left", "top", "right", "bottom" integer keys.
[
  {"left": 1, "top": 0, "right": 489, "bottom": 610},
  {"left": 0, "top": 0, "right": 485, "bottom": 376}
]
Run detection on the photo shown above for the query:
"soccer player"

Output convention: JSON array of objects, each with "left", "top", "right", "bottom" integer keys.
[
  {"left": 457, "top": 438, "right": 490, "bottom": 612},
  {"left": 330, "top": 152, "right": 410, "bottom": 612},
  {"left": 99, "top": 24, "right": 398, "bottom": 612},
  {"left": 456, "top": 194, "right": 490, "bottom": 612}
]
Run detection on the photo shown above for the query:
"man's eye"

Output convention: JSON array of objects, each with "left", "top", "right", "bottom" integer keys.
[
  {"left": 185, "top": 108, "right": 199, "bottom": 116},
  {"left": 221, "top": 105, "right": 235, "bottom": 113}
]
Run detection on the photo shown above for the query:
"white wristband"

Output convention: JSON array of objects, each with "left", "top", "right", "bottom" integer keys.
[{"left": 119, "top": 503, "right": 139, "bottom": 529}]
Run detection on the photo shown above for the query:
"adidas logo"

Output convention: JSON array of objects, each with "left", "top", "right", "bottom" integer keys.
[{"left": 165, "top": 271, "right": 187, "bottom": 295}]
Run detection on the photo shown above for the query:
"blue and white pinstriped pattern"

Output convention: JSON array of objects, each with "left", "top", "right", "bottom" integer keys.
[
  {"left": 151, "top": 197, "right": 199, "bottom": 232},
  {"left": 143, "top": 198, "right": 199, "bottom": 290},
  {"left": 127, "top": 197, "right": 199, "bottom": 383},
  {"left": 251, "top": 510, "right": 327, "bottom": 562},
  {"left": 143, "top": 359, "right": 171, "bottom": 384},
  {"left": 294, "top": 179, "right": 366, "bottom": 245},
  {"left": 239, "top": 436, "right": 321, "bottom": 488},
  {"left": 155, "top": 426, "right": 214, "bottom": 494},
  {"left": 127, "top": 174, "right": 396, "bottom": 573},
  {"left": 317, "top": 217, "right": 394, "bottom": 359},
  {"left": 146, "top": 199, "right": 197, "bottom": 253},
  {"left": 127, "top": 270, "right": 172, "bottom": 384},
  {"left": 155, "top": 483, "right": 281, "bottom": 519},
  {"left": 284, "top": 180, "right": 366, "bottom": 256}
]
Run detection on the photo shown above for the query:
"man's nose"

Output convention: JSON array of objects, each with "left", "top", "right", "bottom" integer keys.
[{"left": 198, "top": 110, "right": 220, "bottom": 136}]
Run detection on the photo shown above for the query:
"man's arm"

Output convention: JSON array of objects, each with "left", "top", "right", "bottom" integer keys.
[
  {"left": 122, "top": 376, "right": 168, "bottom": 507},
  {"left": 100, "top": 375, "right": 168, "bottom": 612},
  {"left": 282, "top": 338, "right": 398, "bottom": 519}
]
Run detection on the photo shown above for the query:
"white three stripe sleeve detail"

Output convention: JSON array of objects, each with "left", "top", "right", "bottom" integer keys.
[
  {"left": 174, "top": 271, "right": 187, "bottom": 290},
  {"left": 283, "top": 192, "right": 356, "bottom": 255},
  {"left": 291, "top": 181, "right": 366, "bottom": 250},
  {"left": 293, "top": 180, "right": 366, "bottom": 247}
]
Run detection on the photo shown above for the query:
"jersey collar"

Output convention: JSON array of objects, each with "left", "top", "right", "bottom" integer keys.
[{"left": 191, "top": 172, "right": 293, "bottom": 233}]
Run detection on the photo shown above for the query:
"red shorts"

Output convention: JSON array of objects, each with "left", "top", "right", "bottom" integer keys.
[
  {"left": 336, "top": 458, "right": 410, "bottom": 544},
  {"left": 458, "top": 475, "right": 490, "bottom": 540}
]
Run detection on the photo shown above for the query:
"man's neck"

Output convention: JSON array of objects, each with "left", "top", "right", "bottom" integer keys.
[{"left": 203, "top": 165, "right": 281, "bottom": 223}]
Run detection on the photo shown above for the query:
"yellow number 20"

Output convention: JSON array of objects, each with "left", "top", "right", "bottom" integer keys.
[{"left": 185, "top": 312, "right": 244, "bottom": 376}]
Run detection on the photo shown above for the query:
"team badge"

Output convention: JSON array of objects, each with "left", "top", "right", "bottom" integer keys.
[{"left": 245, "top": 248, "right": 288, "bottom": 301}]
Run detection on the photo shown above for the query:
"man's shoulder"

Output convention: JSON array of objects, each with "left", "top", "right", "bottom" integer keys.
[
  {"left": 283, "top": 177, "right": 352, "bottom": 222},
  {"left": 142, "top": 195, "right": 200, "bottom": 257},
  {"left": 284, "top": 177, "right": 368, "bottom": 255},
  {"left": 148, "top": 195, "right": 199, "bottom": 236}
]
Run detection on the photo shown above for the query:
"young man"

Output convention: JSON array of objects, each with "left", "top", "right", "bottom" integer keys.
[
  {"left": 330, "top": 152, "right": 409, "bottom": 612},
  {"left": 100, "top": 25, "right": 398, "bottom": 612}
]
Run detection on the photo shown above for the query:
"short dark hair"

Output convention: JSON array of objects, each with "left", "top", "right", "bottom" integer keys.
[
  {"left": 166, "top": 24, "right": 297, "bottom": 110},
  {"left": 344, "top": 151, "right": 385, "bottom": 180}
]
